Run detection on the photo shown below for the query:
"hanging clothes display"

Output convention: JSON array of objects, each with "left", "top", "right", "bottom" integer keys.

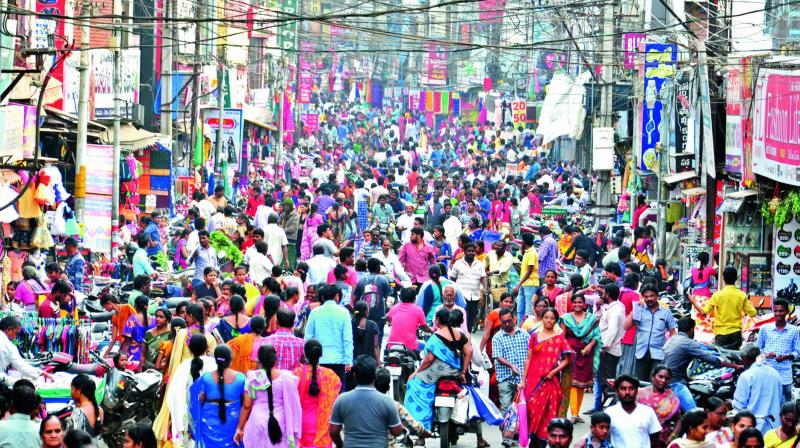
[{"left": 1, "top": 312, "right": 94, "bottom": 364}]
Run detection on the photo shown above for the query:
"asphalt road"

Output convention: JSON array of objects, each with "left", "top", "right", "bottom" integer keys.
[{"left": 385, "top": 328, "right": 592, "bottom": 447}]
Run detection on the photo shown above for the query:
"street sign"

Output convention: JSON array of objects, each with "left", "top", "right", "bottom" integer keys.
[{"left": 592, "top": 127, "right": 615, "bottom": 170}]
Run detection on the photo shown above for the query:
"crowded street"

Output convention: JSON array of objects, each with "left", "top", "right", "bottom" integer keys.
[{"left": 0, "top": 0, "right": 799, "bottom": 446}]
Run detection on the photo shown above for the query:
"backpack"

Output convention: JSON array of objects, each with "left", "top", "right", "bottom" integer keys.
[{"left": 362, "top": 275, "right": 381, "bottom": 310}]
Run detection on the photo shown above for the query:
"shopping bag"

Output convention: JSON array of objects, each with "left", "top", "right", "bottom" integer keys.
[
  {"left": 499, "top": 391, "right": 520, "bottom": 434},
  {"left": 466, "top": 386, "right": 503, "bottom": 425},
  {"left": 517, "top": 399, "right": 529, "bottom": 446},
  {"left": 451, "top": 391, "right": 470, "bottom": 424}
]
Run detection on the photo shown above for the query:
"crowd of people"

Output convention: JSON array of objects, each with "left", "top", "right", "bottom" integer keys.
[{"left": 0, "top": 101, "right": 798, "bottom": 448}]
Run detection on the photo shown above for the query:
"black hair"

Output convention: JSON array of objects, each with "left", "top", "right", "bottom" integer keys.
[
  {"left": 374, "top": 367, "right": 391, "bottom": 394},
  {"left": 774, "top": 298, "right": 790, "bottom": 310},
  {"left": 780, "top": 402, "right": 797, "bottom": 416},
  {"left": 187, "top": 303, "right": 205, "bottom": 328},
  {"left": 11, "top": 384, "right": 38, "bottom": 415},
  {"left": 614, "top": 374, "right": 640, "bottom": 389},
  {"left": 276, "top": 308, "right": 295, "bottom": 328},
  {"left": 126, "top": 424, "right": 157, "bottom": 448},
  {"left": 70, "top": 374, "right": 100, "bottom": 422},
  {"left": 569, "top": 273, "right": 584, "bottom": 289},
  {"left": 39, "top": 414, "right": 63, "bottom": 435},
  {"left": 547, "top": 418, "right": 574, "bottom": 436},
  {"left": 738, "top": 427, "right": 763, "bottom": 447},
  {"left": 650, "top": 363, "right": 670, "bottom": 379},
  {"left": 134, "top": 295, "right": 149, "bottom": 331},
  {"left": 304, "top": 339, "right": 323, "bottom": 396},
  {"left": 732, "top": 410, "right": 756, "bottom": 426},
  {"left": 590, "top": 411, "right": 611, "bottom": 426},
  {"left": 400, "top": 287, "right": 416, "bottom": 303},
  {"left": 449, "top": 309, "right": 464, "bottom": 329},
  {"left": 263, "top": 294, "right": 282, "bottom": 320},
  {"left": 189, "top": 333, "right": 208, "bottom": 381},
  {"left": 353, "top": 301, "right": 369, "bottom": 321},
  {"left": 133, "top": 274, "right": 151, "bottom": 291},
  {"left": 213, "top": 345, "right": 232, "bottom": 423},
  {"left": 604, "top": 263, "right": 622, "bottom": 277},
  {"left": 295, "top": 262, "right": 309, "bottom": 282},
  {"left": 604, "top": 284, "right": 620, "bottom": 300},
  {"left": 353, "top": 354, "right": 377, "bottom": 385},
  {"left": 63, "top": 429, "right": 93, "bottom": 448},
  {"left": 250, "top": 316, "right": 267, "bottom": 336},
  {"left": 257, "top": 344, "right": 283, "bottom": 444},
  {"left": 176, "top": 300, "right": 189, "bottom": 315},
  {"left": 677, "top": 316, "right": 696, "bottom": 333},
  {"left": 697, "top": 251, "right": 710, "bottom": 266},
  {"left": 675, "top": 409, "right": 709, "bottom": 437},
  {"left": 622, "top": 272, "right": 640, "bottom": 289}
]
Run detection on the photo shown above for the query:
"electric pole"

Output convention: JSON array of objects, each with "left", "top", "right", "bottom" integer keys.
[
  {"left": 111, "top": 0, "right": 121, "bottom": 255},
  {"left": 160, "top": 0, "right": 172, "bottom": 138},
  {"left": 594, "top": 0, "right": 615, "bottom": 228},
  {"left": 74, "top": 0, "right": 91, "bottom": 225}
]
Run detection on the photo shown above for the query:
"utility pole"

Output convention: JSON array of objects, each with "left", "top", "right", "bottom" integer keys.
[
  {"left": 594, "top": 0, "right": 615, "bottom": 228},
  {"left": 160, "top": 0, "right": 172, "bottom": 138},
  {"left": 111, "top": 0, "right": 122, "bottom": 256},
  {"left": 74, "top": 0, "right": 91, "bottom": 225}
]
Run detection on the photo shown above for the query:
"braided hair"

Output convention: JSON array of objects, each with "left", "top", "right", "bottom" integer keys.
[
  {"left": 189, "top": 333, "right": 209, "bottom": 381},
  {"left": 303, "top": 339, "right": 323, "bottom": 396},
  {"left": 229, "top": 295, "right": 245, "bottom": 332},
  {"left": 134, "top": 295, "right": 149, "bottom": 330},
  {"left": 213, "top": 345, "right": 233, "bottom": 423},
  {"left": 257, "top": 344, "right": 282, "bottom": 444}
]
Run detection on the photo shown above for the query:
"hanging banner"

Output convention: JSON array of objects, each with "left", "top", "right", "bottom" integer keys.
[
  {"left": 202, "top": 108, "right": 244, "bottom": 171},
  {"left": 623, "top": 33, "right": 646, "bottom": 70},
  {"left": 674, "top": 71, "right": 692, "bottom": 155},
  {"left": 33, "top": 0, "right": 66, "bottom": 109},
  {"left": 774, "top": 216, "right": 800, "bottom": 304},
  {"left": 752, "top": 68, "right": 800, "bottom": 186},
  {"left": 640, "top": 43, "right": 677, "bottom": 172},
  {"left": 298, "top": 41, "right": 313, "bottom": 104},
  {"left": 85, "top": 144, "right": 114, "bottom": 196},
  {"left": 426, "top": 42, "right": 448, "bottom": 86},
  {"left": 479, "top": 0, "right": 506, "bottom": 23},
  {"left": 93, "top": 50, "right": 141, "bottom": 119},
  {"left": 84, "top": 194, "right": 113, "bottom": 254},
  {"left": 724, "top": 67, "right": 743, "bottom": 175},
  {"left": 511, "top": 99, "right": 527, "bottom": 125},
  {"left": 302, "top": 113, "right": 319, "bottom": 132}
]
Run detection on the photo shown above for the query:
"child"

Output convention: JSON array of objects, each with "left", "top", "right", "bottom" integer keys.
[{"left": 575, "top": 411, "right": 613, "bottom": 448}]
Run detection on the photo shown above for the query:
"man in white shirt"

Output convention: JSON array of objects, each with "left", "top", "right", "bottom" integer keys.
[
  {"left": 247, "top": 241, "right": 273, "bottom": 286},
  {"left": 263, "top": 214, "right": 289, "bottom": 268},
  {"left": 307, "top": 245, "right": 337, "bottom": 285},
  {"left": 197, "top": 196, "right": 217, "bottom": 222},
  {"left": 0, "top": 316, "right": 53, "bottom": 383},
  {"left": 449, "top": 243, "right": 487, "bottom": 333},
  {"left": 208, "top": 207, "right": 224, "bottom": 232},
  {"left": 597, "top": 284, "right": 625, "bottom": 411},
  {"left": 253, "top": 203, "right": 277, "bottom": 232},
  {"left": 312, "top": 224, "right": 340, "bottom": 259},
  {"left": 606, "top": 374, "right": 661, "bottom": 447},
  {"left": 396, "top": 204, "right": 416, "bottom": 243},
  {"left": 185, "top": 217, "right": 206, "bottom": 255}
]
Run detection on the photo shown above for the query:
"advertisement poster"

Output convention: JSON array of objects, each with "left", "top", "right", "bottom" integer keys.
[
  {"left": 752, "top": 69, "right": 800, "bottom": 186},
  {"left": 298, "top": 41, "right": 313, "bottom": 104},
  {"left": 33, "top": 0, "right": 66, "bottom": 109},
  {"left": 674, "top": 71, "right": 692, "bottom": 155},
  {"left": 774, "top": 216, "right": 800, "bottom": 305},
  {"left": 479, "top": 0, "right": 506, "bottom": 23},
  {"left": 202, "top": 108, "right": 244, "bottom": 171},
  {"left": 426, "top": 42, "right": 448, "bottom": 86},
  {"left": 303, "top": 113, "right": 319, "bottom": 132},
  {"left": 83, "top": 194, "right": 113, "bottom": 254},
  {"left": 93, "top": 50, "right": 141, "bottom": 119},
  {"left": 85, "top": 144, "right": 114, "bottom": 196},
  {"left": 640, "top": 43, "right": 677, "bottom": 172},
  {"left": 725, "top": 68, "right": 743, "bottom": 175},
  {"left": 623, "top": 33, "right": 646, "bottom": 69},
  {"left": 511, "top": 100, "right": 526, "bottom": 125}
]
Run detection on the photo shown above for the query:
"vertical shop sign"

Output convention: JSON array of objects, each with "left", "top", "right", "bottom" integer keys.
[
  {"left": 84, "top": 144, "right": 114, "bottom": 253},
  {"left": 623, "top": 33, "right": 646, "bottom": 69},
  {"left": 640, "top": 43, "right": 677, "bottom": 172},
  {"left": 302, "top": 113, "right": 319, "bottom": 132},
  {"left": 725, "top": 68, "right": 743, "bottom": 175},
  {"left": 203, "top": 108, "right": 244, "bottom": 171},
  {"left": 298, "top": 41, "right": 313, "bottom": 104},
  {"left": 85, "top": 144, "right": 114, "bottom": 196},
  {"left": 33, "top": 0, "right": 66, "bottom": 109},
  {"left": 511, "top": 100, "right": 526, "bottom": 125},
  {"left": 277, "top": 0, "right": 297, "bottom": 51},
  {"left": 774, "top": 216, "right": 800, "bottom": 304},
  {"left": 426, "top": 42, "right": 448, "bottom": 86},
  {"left": 741, "top": 56, "right": 758, "bottom": 185},
  {"left": 674, "top": 71, "right": 692, "bottom": 158},
  {"left": 752, "top": 69, "right": 800, "bottom": 186}
]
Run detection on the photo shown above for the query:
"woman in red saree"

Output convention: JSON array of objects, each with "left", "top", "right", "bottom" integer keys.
[
  {"left": 293, "top": 339, "right": 341, "bottom": 447},
  {"left": 519, "top": 307, "right": 572, "bottom": 448}
]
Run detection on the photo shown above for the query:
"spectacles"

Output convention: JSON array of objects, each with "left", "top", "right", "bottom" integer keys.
[{"left": 500, "top": 319, "right": 514, "bottom": 325}]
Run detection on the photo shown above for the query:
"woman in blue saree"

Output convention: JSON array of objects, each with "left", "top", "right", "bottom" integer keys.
[
  {"left": 190, "top": 344, "right": 245, "bottom": 448},
  {"left": 404, "top": 308, "right": 473, "bottom": 441}
]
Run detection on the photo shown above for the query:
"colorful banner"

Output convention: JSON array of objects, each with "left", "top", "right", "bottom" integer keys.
[
  {"left": 93, "top": 50, "right": 141, "bottom": 119},
  {"left": 674, "top": 72, "right": 691, "bottom": 155},
  {"left": 33, "top": 0, "right": 66, "bottom": 109},
  {"left": 774, "top": 216, "right": 800, "bottom": 303},
  {"left": 640, "top": 43, "right": 677, "bottom": 172},
  {"left": 426, "top": 42, "right": 448, "bottom": 86},
  {"left": 202, "top": 108, "right": 244, "bottom": 171},
  {"left": 298, "top": 41, "right": 313, "bottom": 104},
  {"left": 752, "top": 69, "right": 800, "bottom": 186},
  {"left": 479, "top": 0, "right": 506, "bottom": 23},
  {"left": 84, "top": 194, "right": 113, "bottom": 254},
  {"left": 85, "top": 144, "right": 114, "bottom": 196},
  {"left": 623, "top": 33, "right": 646, "bottom": 70},
  {"left": 303, "top": 113, "right": 319, "bottom": 132}
]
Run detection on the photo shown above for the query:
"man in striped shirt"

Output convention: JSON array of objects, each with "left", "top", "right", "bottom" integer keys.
[{"left": 263, "top": 308, "right": 305, "bottom": 370}]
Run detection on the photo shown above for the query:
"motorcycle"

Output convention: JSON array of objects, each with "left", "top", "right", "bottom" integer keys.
[
  {"left": 433, "top": 372, "right": 483, "bottom": 448},
  {"left": 96, "top": 351, "right": 163, "bottom": 448},
  {"left": 383, "top": 343, "right": 419, "bottom": 404},
  {"left": 687, "top": 346, "right": 742, "bottom": 405}
]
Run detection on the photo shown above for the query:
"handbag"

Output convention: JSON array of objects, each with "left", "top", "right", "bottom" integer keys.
[
  {"left": 451, "top": 391, "right": 470, "bottom": 424},
  {"left": 500, "top": 390, "right": 520, "bottom": 435},
  {"left": 517, "top": 399, "right": 529, "bottom": 446}
]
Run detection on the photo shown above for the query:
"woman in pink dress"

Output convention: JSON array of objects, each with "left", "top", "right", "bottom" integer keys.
[
  {"left": 293, "top": 339, "right": 341, "bottom": 447},
  {"left": 235, "top": 345, "right": 302, "bottom": 448},
  {"left": 689, "top": 251, "right": 717, "bottom": 334},
  {"left": 299, "top": 203, "right": 322, "bottom": 260}
]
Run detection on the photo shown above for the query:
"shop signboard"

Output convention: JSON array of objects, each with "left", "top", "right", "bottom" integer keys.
[
  {"left": 303, "top": 113, "right": 319, "bottom": 132},
  {"left": 511, "top": 100, "right": 527, "bottom": 125},
  {"left": 93, "top": 50, "right": 141, "bottom": 119},
  {"left": 746, "top": 253, "right": 772, "bottom": 309},
  {"left": 425, "top": 42, "right": 448, "bottom": 86},
  {"left": 202, "top": 108, "right": 244, "bottom": 171},
  {"left": 640, "top": 43, "right": 677, "bottom": 172},
  {"left": 298, "top": 41, "right": 313, "bottom": 104},
  {"left": 0, "top": 105, "right": 24, "bottom": 160},
  {"left": 275, "top": 0, "right": 297, "bottom": 51},
  {"left": 774, "top": 216, "right": 800, "bottom": 306},
  {"left": 725, "top": 67, "right": 743, "bottom": 175},
  {"left": 33, "top": 0, "right": 66, "bottom": 109},
  {"left": 85, "top": 144, "right": 114, "bottom": 196},
  {"left": 623, "top": 33, "right": 645, "bottom": 69},
  {"left": 674, "top": 71, "right": 691, "bottom": 155},
  {"left": 83, "top": 194, "right": 113, "bottom": 254},
  {"left": 752, "top": 69, "right": 800, "bottom": 186}
]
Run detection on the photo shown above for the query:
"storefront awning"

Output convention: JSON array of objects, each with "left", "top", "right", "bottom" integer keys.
[
  {"left": 101, "top": 123, "right": 160, "bottom": 150},
  {"left": 726, "top": 189, "right": 759, "bottom": 199},
  {"left": 682, "top": 187, "right": 706, "bottom": 197},
  {"left": 664, "top": 170, "right": 698, "bottom": 185},
  {"left": 243, "top": 104, "right": 277, "bottom": 131}
]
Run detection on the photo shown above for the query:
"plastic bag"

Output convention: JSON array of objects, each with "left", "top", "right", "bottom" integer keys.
[
  {"left": 466, "top": 386, "right": 503, "bottom": 425},
  {"left": 451, "top": 391, "right": 470, "bottom": 424},
  {"left": 31, "top": 217, "right": 54, "bottom": 249},
  {"left": 34, "top": 182, "right": 54, "bottom": 206},
  {"left": 18, "top": 186, "right": 42, "bottom": 218},
  {"left": 517, "top": 400, "right": 529, "bottom": 446},
  {"left": 500, "top": 396, "right": 519, "bottom": 434},
  {"left": 477, "top": 368, "right": 490, "bottom": 396}
]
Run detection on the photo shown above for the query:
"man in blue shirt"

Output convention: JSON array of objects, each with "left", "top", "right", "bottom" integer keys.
[
  {"left": 625, "top": 284, "right": 677, "bottom": 381},
  {"left": 757, "top": 298, "right": 800, "bottom": 403},
  {"left": 132, "top": 233, "right": 157, "bottom": 279},
  {"left": 63, "top": 237, "right": 85, "bottom": 293},
  {"left": 733, "top": 343, "right": 782, "bottom": 433},
  {"left": 140, "top": 215, "right": 162, "bottom": 256},
  {"left": 305, "top": 283, "right": 354, "bottom": 390}
]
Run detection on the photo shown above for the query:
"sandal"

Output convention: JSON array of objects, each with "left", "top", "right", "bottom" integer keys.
[
  {"left": 477, "top": 440, "right": 491, "bottom": 448},
  {"left": 573, "top": 416, "right": 585, "bottom": 424}
]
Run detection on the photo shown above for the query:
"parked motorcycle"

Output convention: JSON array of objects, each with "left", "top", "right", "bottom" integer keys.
[{"left": 687, "top": 346, "right": 741, "bottom": 405}]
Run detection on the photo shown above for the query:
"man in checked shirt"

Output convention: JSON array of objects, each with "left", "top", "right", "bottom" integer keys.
[
  {"left": 757, "top": 298, "right": 800, "bottom": 403},
  {"left": 263, "top": 308, "right": 305, "bottom": 370}
]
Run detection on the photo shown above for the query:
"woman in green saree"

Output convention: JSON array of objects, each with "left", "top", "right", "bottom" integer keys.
[
  {"left": 560, "top": 293, "right": 601, "bottom": 423},
  {"left": 143, "top": 308, "right": 173, "bottom": 371}
]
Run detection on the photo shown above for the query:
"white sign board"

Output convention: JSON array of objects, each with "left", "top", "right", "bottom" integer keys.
[{"left": 592, "top": 127, "right": 615, "bottom": 170}]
